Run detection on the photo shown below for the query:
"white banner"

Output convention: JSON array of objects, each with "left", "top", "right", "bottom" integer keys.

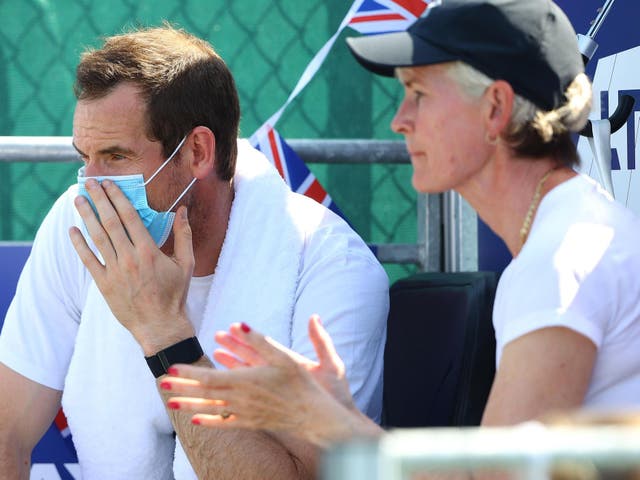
[{"left": 577, "top": 45, "right": 640, "bottom": 214}]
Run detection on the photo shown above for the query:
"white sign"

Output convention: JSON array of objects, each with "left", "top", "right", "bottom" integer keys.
[{"left": 577, "top": 45, "right": 640, "bottom": 214}]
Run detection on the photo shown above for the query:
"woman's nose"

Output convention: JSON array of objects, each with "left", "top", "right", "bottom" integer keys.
[{"left": 391, "top": 98, "right": 413, "bottom": 134}]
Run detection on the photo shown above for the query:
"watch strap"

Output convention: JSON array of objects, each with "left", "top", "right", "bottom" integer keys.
[{"left": 145, "top": 336, "right": 204, "bottom": 378}]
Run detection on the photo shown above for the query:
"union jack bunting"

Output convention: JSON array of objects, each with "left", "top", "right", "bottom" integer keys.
[
  {"left": 250, "top": 0, "right": 432, "bottom": 222},
  {"left": 54, "top": 408, "right": 78, "bottom": 458},
  {"left": 348, "top": 0, "right": 430, "bottom": 34},
  {"left": 54, "top": 409, "right": 71, "bottom": 440},
  {"left": 251, "top": 127, "right": 344, "bottom": 218}
]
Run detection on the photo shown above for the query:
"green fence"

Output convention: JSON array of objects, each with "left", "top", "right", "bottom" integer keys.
[{"left": 0, "top": 0, "right": 417, "bottom": 281}]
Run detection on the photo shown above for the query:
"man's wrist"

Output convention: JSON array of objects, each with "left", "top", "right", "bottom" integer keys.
[{"left": 137, "top": 315, "right": 195, "bottom": 356}]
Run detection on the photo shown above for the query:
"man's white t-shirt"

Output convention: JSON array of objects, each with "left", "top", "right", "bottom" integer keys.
[{"left": 0, "top": 142, "right": 389, "bottom": 479}]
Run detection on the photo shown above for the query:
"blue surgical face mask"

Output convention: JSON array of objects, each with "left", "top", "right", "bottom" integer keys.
[{"left": 77, "top": 136, "right": 196, "bottom": 247}]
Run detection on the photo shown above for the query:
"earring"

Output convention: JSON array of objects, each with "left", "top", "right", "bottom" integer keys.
[{"left": 485, "top": 132, "right": 498, "bottom": 146}]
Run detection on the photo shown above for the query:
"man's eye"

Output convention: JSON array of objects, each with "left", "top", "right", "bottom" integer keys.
[
  {"left": 111, "top": 154, "right": 127, "bottom": 161},
  {"left": 414, "top": 91, "right": 424, "bottom": 103}
]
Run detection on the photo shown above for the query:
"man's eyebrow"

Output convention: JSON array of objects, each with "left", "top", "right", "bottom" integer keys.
[{"left": 71, "top": 142, "right": 136, "bottom": 158}]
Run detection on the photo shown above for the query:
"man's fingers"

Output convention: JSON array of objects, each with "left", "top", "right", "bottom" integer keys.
[
  {"left": 100, "top": 179, "right": 149, "bottom": 247},
  {"left": 84, "top": 180, "right": 134, "bottom": 254},
  {"left": 74, "top": 193, "right": 117, "bottom": 266},
  {"left": 172, "top": 206, "right": 194, "bottom": 277}
]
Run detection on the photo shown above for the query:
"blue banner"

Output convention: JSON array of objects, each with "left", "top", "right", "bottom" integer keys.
[{"left": 0, "top": 244, "right": 80, "bottom": 478}]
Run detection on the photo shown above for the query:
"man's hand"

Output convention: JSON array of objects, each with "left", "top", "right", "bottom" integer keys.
[{"left": 69, "top": 178, "right": 195, "bottom": 354}]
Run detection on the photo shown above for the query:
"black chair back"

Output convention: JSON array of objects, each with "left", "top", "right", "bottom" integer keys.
[{"left": 382, "top": 271, "right": 498, "bottom": 428}]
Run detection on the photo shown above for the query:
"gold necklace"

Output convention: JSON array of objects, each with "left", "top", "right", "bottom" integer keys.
[{"left": 519, "top": 167, "right": 556, "bottom": 247}]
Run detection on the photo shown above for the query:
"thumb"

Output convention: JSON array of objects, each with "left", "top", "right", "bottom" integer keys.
[
  {"left": 308, "top": 315, "right": 344, "bottom": 375},
  {"left": 172, "top": 206, "right": 194, "bottom": 277}
]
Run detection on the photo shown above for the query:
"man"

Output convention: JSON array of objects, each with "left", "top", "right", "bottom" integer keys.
[
  {"left": 0, "top": 26, "right": 389, "bottom": 478},
  {"left": 159, "top": 0, "right": 640, "bottom": 452}
]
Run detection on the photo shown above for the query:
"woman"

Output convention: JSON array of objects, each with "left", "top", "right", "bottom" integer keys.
[{"left": 161, "top": 0, "right": 640, "bottom": 447}]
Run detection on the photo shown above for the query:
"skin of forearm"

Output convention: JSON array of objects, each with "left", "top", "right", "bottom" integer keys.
[
  {"left": 0, "top": 440, "right": 30, "bottom": 480},
  {"left": 159, "top": 356, "right": 311, "bottom": 479}
]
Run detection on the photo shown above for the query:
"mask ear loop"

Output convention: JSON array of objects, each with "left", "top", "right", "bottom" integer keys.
[
  {"left": 144, "top": 135, "right": 188, "bottom": 186},
  {"left": 167, "top": 177, "right": 197, "bottom": 212}
]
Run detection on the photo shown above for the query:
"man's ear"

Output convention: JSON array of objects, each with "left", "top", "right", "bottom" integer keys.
[
  {"left": 187, "top": 126, "right": 216, "bottom": 179},
  {"left": 483, "top": 80, "right": 515, "bottom": 140}
]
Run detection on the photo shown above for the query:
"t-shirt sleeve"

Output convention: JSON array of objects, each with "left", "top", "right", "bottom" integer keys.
[
  {"left": 496, "top": 225, "right": 617, "bottom": 358},
  {"left": 501, "top": 308, "right": 602, "bottom": 351},
  {"left": 0, "top": 187, "right": 89, "bottom": 390},
  {"left": 289, "top": 207, "right": 389, "bottom": 423}
]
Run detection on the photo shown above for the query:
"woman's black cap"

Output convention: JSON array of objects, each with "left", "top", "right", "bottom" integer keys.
[{"left": 346, "top": 0, "right": 584, "bottom": 111}]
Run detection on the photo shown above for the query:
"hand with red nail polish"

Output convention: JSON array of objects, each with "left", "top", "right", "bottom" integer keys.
[{"left": 163, "top": 315, "right": 383, "bottom": 446}]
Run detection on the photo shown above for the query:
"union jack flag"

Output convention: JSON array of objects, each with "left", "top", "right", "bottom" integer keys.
[
  {"left": 251, "top": 127, "right": 344, "bottom": 219},
  {"left": 348, "top": 0, "right": 430, "bottom": 34}
]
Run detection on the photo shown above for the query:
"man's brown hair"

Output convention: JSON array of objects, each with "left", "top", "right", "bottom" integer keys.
[{"left": 74, "top": 24, "right": 240, "bottom": 181}]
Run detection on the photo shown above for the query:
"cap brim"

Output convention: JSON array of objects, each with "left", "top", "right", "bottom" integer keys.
[{"left": 346, "top": 32, "right": 458, "bottom": 77}]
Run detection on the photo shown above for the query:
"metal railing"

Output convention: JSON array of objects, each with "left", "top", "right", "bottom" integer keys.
[
  {"left": 0, "top": 137, "right": 410, "bottom": 165},
  {"left": 0, "top": 136, "right": 472, "bottom": 271},
  {"left": 0, "top": 136, "right": 480, "bottom": 271},
  {"left": 322, "top": 423, "right": 640, "bottom": 480}
]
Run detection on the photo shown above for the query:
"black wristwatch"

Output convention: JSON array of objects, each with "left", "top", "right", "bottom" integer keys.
[{"left": 145, "top": 336, "right": 204, "bottom": 378}]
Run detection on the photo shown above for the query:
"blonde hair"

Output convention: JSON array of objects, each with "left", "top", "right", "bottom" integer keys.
[{"left": 445, "top": 61, "right": 592, "bottom": 165}]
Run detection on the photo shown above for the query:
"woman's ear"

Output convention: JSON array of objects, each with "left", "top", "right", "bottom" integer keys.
[
  {"left": 483, "top": 80, "right": 515, "bottom": 140},
  {"left": 188, "top": 126, "right": 216, "bottom": 179}
]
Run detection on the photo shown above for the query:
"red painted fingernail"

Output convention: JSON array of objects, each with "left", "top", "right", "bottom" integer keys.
[
  {"left": 192, "top": 417, "right": 201, "bottom": 425},
  {"left": 167, "top": 367, "right": 178, "bottom": 375},
  {"left": 159, "top": 381, "right": 171, "bottom": 390},
  {"left": 240, "top": 323, "right": 251, "bottom": 333},
  {"left": 168, "top": 401, "right": 180, "bottom": 410}
]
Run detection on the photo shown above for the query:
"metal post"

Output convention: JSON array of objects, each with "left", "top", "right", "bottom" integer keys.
[
  {"left": 417, "top": 193, "right": 441, "bottom": 272},
  {"left": 443, "top": 190, "right": 462, "bottom": 272},
  {"left": 442, "top": 190, "right": 478, "bottom": 272}
]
